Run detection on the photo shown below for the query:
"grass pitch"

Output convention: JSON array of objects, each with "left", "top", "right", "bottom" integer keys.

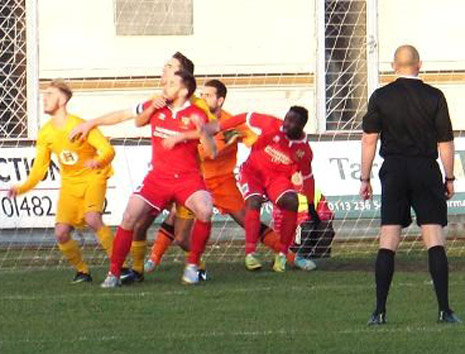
[{"left": 1, "top": 256, "right": 465, "bottom": 354}]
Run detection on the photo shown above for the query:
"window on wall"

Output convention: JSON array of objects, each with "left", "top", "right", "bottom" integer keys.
[{"left": 114, "top": 0, "right": 193, "bottom": 36}]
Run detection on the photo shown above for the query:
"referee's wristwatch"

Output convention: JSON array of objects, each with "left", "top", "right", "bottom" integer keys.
[{"left": 445, "top": 176, "right": 456, "bottom": 183}]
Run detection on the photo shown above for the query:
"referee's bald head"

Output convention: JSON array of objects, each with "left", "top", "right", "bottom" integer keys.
[{"left": 392, "top": 45, "right": 421, "bottom": 74}]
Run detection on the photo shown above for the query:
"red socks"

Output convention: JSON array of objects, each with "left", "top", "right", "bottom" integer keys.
[
  {"left": 187, "top": 220, "right": 211, "bottom": 265},
  {"left": 110, "top": 227, "right": 133, "bottom": 276},
  {"left": 245, "top": 209, "right": 261, "bottom": 254},
  {"left": 278, "top": 209, "right": 297, "bottom": 254}
]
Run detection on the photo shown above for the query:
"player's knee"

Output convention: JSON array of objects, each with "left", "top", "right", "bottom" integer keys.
[
  {"left": 54, "top": 227, "right": 71, "bottom": 243},
  {"left": 121, "top": 210, "right": 137, "bottom": 230},
  {"left": 193, "top": 205, "right": 213, "bottom": 222},
  {"left": 84, "top": 213, "right": 103, "bottom": 231},
  {"left": 277, "top": 192, "right": 299, "bottom": 211}
]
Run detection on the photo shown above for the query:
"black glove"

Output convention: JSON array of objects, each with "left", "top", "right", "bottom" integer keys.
[
  {"left": 308, "top": 203, "right": 321, "bottom": 226},
  {"left": 223, "top": 129, "right": 241, "bottom": 144}
]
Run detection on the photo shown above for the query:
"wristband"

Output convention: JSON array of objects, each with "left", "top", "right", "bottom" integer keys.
[
  {"left": 445, "top": 176, "right": 455, "bottom": 182},
  {"left": 359, "top": 177, "right": 370, "bottom": 182}
]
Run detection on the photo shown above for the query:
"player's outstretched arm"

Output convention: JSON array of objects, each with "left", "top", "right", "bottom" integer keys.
[
  {"left": 69, "top": 108, "right": 134, "bottom": 142},
  {"left": 9, "top": 132, "right": 51, "bottom": 197}
]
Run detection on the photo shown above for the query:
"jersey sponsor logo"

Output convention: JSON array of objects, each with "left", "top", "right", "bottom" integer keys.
[
  {"left": 153, "top": 127, "right": 181, "bottom": 139},
  {"left": 264, "top": 146, "right": 292, "bottom": 165},
  {"left": 59, "top": 150, "right": 78, "bottom": 165}
]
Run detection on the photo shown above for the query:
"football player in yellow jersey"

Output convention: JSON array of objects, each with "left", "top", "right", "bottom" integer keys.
[
  {"left": 68, "top": 52, "right": 213, "bottom": 283},
  {"left": 7, "top": 80, "right": 115, "bottom": 283}
]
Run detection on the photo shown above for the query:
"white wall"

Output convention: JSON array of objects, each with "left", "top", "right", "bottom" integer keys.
[
  {"left": 36, "top": 0, "right": 465, "bottom": 134},
  {"left": 38, "top": 0, "right": 315, "bottom": 78}
]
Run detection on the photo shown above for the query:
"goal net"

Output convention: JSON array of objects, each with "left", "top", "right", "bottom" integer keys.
[{"left": 1, "top": 0, "right": 465, "bottom": 270}]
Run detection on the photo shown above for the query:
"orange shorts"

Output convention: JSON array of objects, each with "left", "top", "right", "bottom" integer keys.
[{"left": 205, "top": 174, "right": 244, "bottom": 214}]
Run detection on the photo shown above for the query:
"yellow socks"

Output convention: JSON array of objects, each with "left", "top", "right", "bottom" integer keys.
[
  {"left": 58, "top": 239, "right": 89, "bottom": 274},
  {"left": 131, "top": 240, "right": 147, "bottom": 273}
]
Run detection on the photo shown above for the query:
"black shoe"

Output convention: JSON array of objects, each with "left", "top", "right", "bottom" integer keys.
[
  {"left": 367, "top": 312, "right": 386, "bottom": 325},
  {"left": 120, "top": 267, "right": 133, "bottom": 284},
  {"left": 72, "top": 272, "right": 92, "bottom": 284},
  {"left": 438, "top": 310, "right": 462, "bottom": 324},
  {"left": 198, "top": 268, "right": 208, "bottom": 282},
  {"left": 121, "top": 269, "right": 144, "bottom": 285}
]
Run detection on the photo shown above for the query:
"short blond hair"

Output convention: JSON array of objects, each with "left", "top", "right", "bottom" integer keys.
[{"left": 49, "top": 79, "right": 73, "bottom": 102}]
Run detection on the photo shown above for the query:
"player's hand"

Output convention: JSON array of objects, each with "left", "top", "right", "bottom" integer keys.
[
  {"left": 223, "top": 129, "right": 241, "bottom": 145},
  {"left": 7, "top": 186, "right": 18, "bottom": 199},
  {"left": 151, "top": 96, "right": 167, "bottom": 110},
  {"left": 359, "top": 181, "right": 373, "bottom": 200},
  {"left": 444, "top": 181, "right": 455, "bottom": 200},
  {"left": 162, "top": 135, "right": 183, "bottom": 150},
  {"left": 69, "top": 121, "right": 94, "bottom": 143},
  {"left": 84, "top": 159, "right": 101, "bottom": 169}
]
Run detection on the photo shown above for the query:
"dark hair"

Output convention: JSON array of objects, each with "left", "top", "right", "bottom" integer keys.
[
  {"left": 49, "top": 79, "right": 73, "bottom": 102},
  {"left": 205, "top": 79, "right": 227, "bottom": 99},
  {"left": 172, "top": 52, "right": 195, "bottom": 75},
  {"left": 174, "top": 70, "right": 197, "bottom": 98},
  {"left": 289, "top": 106, "right": 308, "bottom": 125}
]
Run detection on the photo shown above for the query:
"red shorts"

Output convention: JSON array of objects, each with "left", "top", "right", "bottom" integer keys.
[
  {"left": 134, "top": 171, "right": 207, "bottom": 211},
  {"left": 237, "top": 163, "right": 296, "bottom": 204}
]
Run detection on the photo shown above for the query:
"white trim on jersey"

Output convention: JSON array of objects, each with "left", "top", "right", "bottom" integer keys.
[
  {"left": 246, "top": 112, "right": 263, "bottom": 136},
  {"left": 132, "top": 103, "right": 145, "bottom": 116},
  {"left": 302, "top": 172, "right": 313, "bottom": 180}
]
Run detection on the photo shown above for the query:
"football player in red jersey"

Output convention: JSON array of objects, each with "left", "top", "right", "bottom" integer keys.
[
  {"left": 101, "top": 70, "right": 216, "bottom": 287},
  {"left": 205, "top": 107, "right": 316, "bottom": 272}
]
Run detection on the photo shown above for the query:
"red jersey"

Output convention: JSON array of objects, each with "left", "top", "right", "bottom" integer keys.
[
  {"left": 220, "top": 112, "right": 315, "bottom": 201},
  {"left": 141, "top": 100, "right": 208, "bottom": 177}
]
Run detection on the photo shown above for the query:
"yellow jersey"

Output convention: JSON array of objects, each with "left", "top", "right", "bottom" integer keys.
[{"left": 16, "top": 114, "right": 115, "bottom": 194}]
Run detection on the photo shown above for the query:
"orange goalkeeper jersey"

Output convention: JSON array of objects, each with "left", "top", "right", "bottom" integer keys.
[
  {"left": 199, "top": 110, "right": 258, "bottom": 180},
  {"left": 16, "top": 114, "right": 115, "bottom": 194}
]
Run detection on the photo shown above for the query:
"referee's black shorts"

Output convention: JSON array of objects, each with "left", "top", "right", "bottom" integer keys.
[{"left": 379, "top": 156, "right": 447, "bottom": 228}]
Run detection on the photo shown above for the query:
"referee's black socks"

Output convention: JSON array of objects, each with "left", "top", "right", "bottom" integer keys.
[
  {"left": 428, "top": 245, "right": 451, "bottom": 313},
  {"left": 374, "top": 248, "right": 395, "bottom": 315}
]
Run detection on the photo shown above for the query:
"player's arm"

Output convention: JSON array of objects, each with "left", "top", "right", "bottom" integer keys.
[
  {"left": 69, "top": 97, "right": 167, "bottom": 141},
  {"left": 360, "top": 132, "right": 379, "bottom": 200},
  {"left": 204, "top": 112, "right": 282, "bottom": 137},
  {"left": 8, "top": 131, "right": 51, "bottom": 197},
  {"left": 360, "top": 91, "right": 381, "bottom": 201},
  {"left": 69, "top": 109, "right": 134, "bottom": 142},
  {"left": 85, "top": 128, "right": 116, "bottom": 169},
  {"left": 298, "top": 144, "right": 319, "bottom": 223},
  {"left": 438, "top": 140, "right": 455, "bottom": 199}
]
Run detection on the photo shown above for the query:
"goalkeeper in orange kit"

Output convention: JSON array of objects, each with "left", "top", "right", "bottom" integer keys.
[{"left": 7, "top": 80, "right": 115, "bottom": 283}]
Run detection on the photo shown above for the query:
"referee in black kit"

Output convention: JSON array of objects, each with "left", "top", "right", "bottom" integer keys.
[{"left": 360, "top": 45, "right": 461, "bottom": 325}]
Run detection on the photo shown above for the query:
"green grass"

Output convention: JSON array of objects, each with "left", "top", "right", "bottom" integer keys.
[{"left": 1, "top": 257, "right": 465, "bottom": 354}]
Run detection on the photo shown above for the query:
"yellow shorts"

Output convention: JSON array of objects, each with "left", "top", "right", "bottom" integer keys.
[
  {"left": 56, "top": 179, "right": 107, "bottom": 228},
  {"left": 175, "top": 203, "right": 195, "bottom": 220}
]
